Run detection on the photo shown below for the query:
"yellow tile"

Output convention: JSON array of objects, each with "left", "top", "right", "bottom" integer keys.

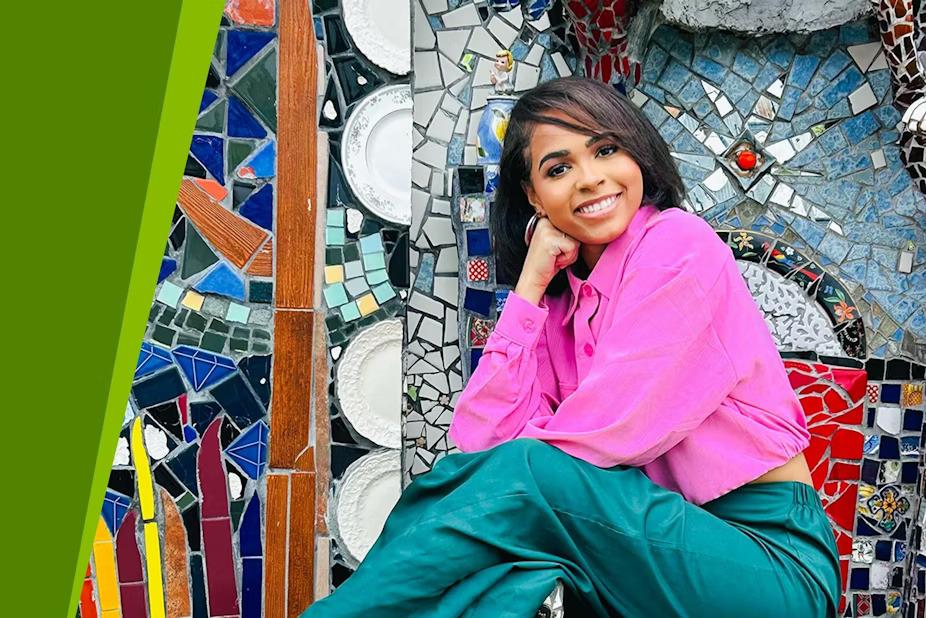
[
  {"left": 902, "top": 383, "right": 924, "bottom": 407},
  {"left": 181, "top": 290, "right": 205, "bottom": 311},
  {"left": 144, "top": 521, "right": 166, "bottom": 618},
  {"left": 130, "top": 418, "right": 155, "bottom": 520},
  {"left": 357, "top": 293, "right": 379, "bottom": 316},
  {"left": 325, "top": 265, "right": 344, "bottom": 283},
  {"left": 92, "top": 518, "right": 120, "bottom": 613}
]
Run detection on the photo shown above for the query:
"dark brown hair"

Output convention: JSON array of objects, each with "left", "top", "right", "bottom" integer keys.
[{"left": 491, "top": 76, "right": 684, "bottom": 295}]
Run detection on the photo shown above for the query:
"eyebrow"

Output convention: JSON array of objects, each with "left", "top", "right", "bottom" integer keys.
[{"left": 537, "top": 135, "right": 606, "bottom": 171}]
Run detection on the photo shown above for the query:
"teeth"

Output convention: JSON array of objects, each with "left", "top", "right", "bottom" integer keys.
[{"left": 577, "top": 195, "right": 618, "bottom": 214}]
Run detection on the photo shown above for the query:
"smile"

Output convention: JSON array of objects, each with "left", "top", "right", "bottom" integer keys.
[{"left": 575, "top": 193, "right": 621, "bottom": 217}]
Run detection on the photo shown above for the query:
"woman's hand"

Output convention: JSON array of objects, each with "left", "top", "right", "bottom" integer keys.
[{"left": 515, "top": 217, "right": 579, "bottom": 305}]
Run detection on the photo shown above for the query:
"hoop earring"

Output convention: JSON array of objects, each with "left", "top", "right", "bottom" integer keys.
[{"left": 524, "top": 213, "right": 541, "bottom": 247}]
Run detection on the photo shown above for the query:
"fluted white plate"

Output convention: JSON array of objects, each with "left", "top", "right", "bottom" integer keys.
[
  {"left": 335, "top": 449, "right": 402, "bottom": 565},
  {"left": 343, "top": 0, "right": 410, "bottom": 75},
  {"left": 336, "top": 319, "right": 403, "bottom": 448},
  {"left": 341, "top": 85, "right": 412, "bottom": 224}
]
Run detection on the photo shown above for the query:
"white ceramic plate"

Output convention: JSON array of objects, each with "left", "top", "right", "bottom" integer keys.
[
  {"left": 334, "top": 449, "right": 402, "bottom": 566},
  {"left": 342, "top": 0, "right": 410, "bottom": 75},
  {"left": 341, "top": 85, "right": 412, "bottom": 225},
  {"left": 336, "top": 319, "right": 403, "bottom": 448}
]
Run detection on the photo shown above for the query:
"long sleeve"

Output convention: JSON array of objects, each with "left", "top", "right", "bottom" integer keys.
[
  {"left": 517, "top": 260, "right": 740, "bottom": 468},
  {"left": 448, "top": 292, "right": 560, "bottom": 452}
]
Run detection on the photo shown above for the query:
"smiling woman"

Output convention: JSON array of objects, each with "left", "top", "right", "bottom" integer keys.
[{"left": 302, "top": 77, "right": 838, "bottom": 618}]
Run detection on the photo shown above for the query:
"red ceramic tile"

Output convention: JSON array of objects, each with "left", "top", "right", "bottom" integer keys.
[
  {"left": 120, "top": 583, "right": 147, "bottom": 618},
  {"left": 202, "top": 518, "right": 240, "bottom": 616},
  {"left": 831, "top": 428, "right": 864, "bottom": 459},
  {"left": 466, "top": 258, "right": 489, "bottom": 282},
  {"left": 867, "top": 384, "right": 879, "bottom": 403},
  {"left": 829, "top": 462, "right": 861, "bottom": 481},
  {"left": 198, "top": 418, "right": 231, "bottom": 519},
  {"left": 80, "top": 573, "right": 98, "bottom": 618},
  {"left": 115, "top": 510, "right": 143, "bottom": 583}
]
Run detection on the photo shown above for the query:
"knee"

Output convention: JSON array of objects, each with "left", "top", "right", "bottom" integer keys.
[{"left": 480, "top": 439, "right": 570, "bottom": 493}]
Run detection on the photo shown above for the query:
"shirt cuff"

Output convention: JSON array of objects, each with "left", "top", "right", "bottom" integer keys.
[{"left": 492, "top": 291, "right": 549, "bottom": 349}]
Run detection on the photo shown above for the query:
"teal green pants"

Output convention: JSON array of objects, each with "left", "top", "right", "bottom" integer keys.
[{"left": 302, "top": 439, "right": 841, "bottom": 617}]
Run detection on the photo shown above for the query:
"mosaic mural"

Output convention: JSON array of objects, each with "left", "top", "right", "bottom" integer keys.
[{"left": 76, "top": 0, "right": 926, "bottom": 616}]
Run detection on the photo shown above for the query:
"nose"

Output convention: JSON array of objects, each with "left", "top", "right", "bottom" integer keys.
[{"left": 574, "top": 161, "right": 605, "bottom": 191}]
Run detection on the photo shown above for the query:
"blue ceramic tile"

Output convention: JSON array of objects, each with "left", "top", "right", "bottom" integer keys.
[
  {"left": 466, "top": 229, "right": 492, "bottom": 256},
  {"left": 132, "top": 367, "right": 186, "bottom": 408},
  {"left": 868, "top": 69, "right": 892, "bottom": 102},
  {"left": 839, "top": 22, "right": 871, "bottom": 45},
  {"left": 819, "top": 50, "right": 851, "bottom": 80},
  {"left": 158, "top": 257, "right": 177, "bottom": 283},
  {"left": 643, "top": 46, "right": 669, "bottom": 82},
  {"left": 817, "top": 233, "right": 851, "bottom": 262},
  {"left": 677, "top": 80, "right": 704, "bottom": 105},
  {"left": 136, "top": 342, "right": 174, "bottom": 380},
  {"left": 367, "top": 269, "right": 389, "bottom": 285},
  {"left": 372, "top": 282, "right": 396, "bottom": 303},
  {"left": 324, "top": 283, "right": 349, "bottom": 307},
  {"left": 195, "top": 262, "right": 246, "bottom": 301},
  {"left": 861, "top": 458, "right": 880, "bottom": 484},
  {"left": 818, "top": 67, "right": 863, "bottom": 109},
  {"left": 241, "top": 559, "right": 262, "bottom": 618},
  {"left": 470, "top": 347, "right": 484, "bottom": 371},
  {"left": 239, "top": 184, "right": 273, "bottom": 231},
  {"left": 101, "top": 490, "right": 131, "bottom": 535},
  {"left": 775, "top": 87, "right": 801, "bottom": 121},
  {"left": 359, "top": 234, "right": 384, "bottom": 254},
  {"left": 764, "top": 38, "right": 795, "bottom": 67},
  {"left": 874, "top": 104, "right": 902, "bottom": 129},
  {"left": 225, "top": 420, "right": 269, "bottom": 479},
  {"left": 641, "top": 100, "right": 670, "bottom": 127},
  {"left": 880, "top": 435, "right": 900, "bottom": 458},
  {"left": 539, "top": 54, "right": 557, "bottom": 82},
  {"left": 806, "top": 29, "right": 838, "bottom": 55},
  {"left": 495, "top": 290, "right": 510, "bottom": 313},
  {"left": 849, "top": 567, "right": 869, "bottom": 590},
  {"left": 240, "top": 140, "right": 275, "bottom": 178},
  {"left": 183, "top": 425, "right": 197, "bottom": 443},
  {"left": 228, "top": 95, "right": 268, "bottom": 139},
  {"left": 842, "top": 111, "right": 879, "bottom": 146},
  {"left": 464, "top": 287, "right": 493, "bottom": 316},
  {"left": 200, "top": 90, "right": 219, "bottom": 113},
  {"left": 754, "top": 62, "right": 782, "bottom": 92},
  {"left": 691, "top": 55, "right": 726, "bottom": 83},
  {"left": 720, "top": 72, "right": 750, "bottom": 103},
  {"left": 240, "top": 494, "right": 262, "bottom": 557},
  {"left": 362, "top": 252, "right": 386, "bottom": 270},
  {"left": 904, "top": 409, "right": 923, "bottom": 431},
  {"left": 340, "top": 301, "right": 361, "bottom": 322},
  {"left": 787, "top": 55, "right": 819, "bottom": 90},
  {"left": 902, "top": 461, "right": 918, "bottom": 483},
  {"left": 190, "top": 135, "right": 225, "bottom": 183},
  {"left": 657, "top": 60, "right": 693, "bottom": 93},
  {"left": 171, "top": 346, "right": 237, "bottom": 391},
  {"left": 226, "top": 29, "right": 275, "bottom": 78},
  {"left": 731, "top": 51, "right": 761, "bottom": 80}
]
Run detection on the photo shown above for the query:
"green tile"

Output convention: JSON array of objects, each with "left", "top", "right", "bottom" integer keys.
[
  {"left": 156, "top": 281, "right": 184, "bottom": 308},
  {"left": 230, "top": 338, "right": 249, "bottom": 352},
  {"left": 229, "top": 47, "right": 277, "bottom": 131},
  {"left": 366, "top": 269, "right": 388, "bottom": 285},
  {"left": 227, "top": 139, "right": 256, "bottom": 176},
  {"left": 173, "top": 309, "right": 189, "bottom": 326},
  {"left": 196, "top": 98, "right": 226, "bottom": 133},
  {"left": 326, "top": 226, "right": 345, "bottom": 246},
  {"left": 340, "top": 301, "right": 361, "bottom": 322},
  {"left": 177, "top": 334, "right": 200, "bottom": 346},
  {"left": 343, "top": 244, "right": 360, "bottom": 261},
  {"left": 200, "top": 331, "right": 226, "bottom": 352},
  {"left": 209, "top": 319, "right": 229, "bottom": 334},
  {"left": 372, "top": 282, "right": 396, "bottom": 303},
  {"left": 325, "top": 315, "right": 343, "bottom": 331},
  {"left": 362, "top": 252, "right": 386, "bottom": 270},
  {"left": 326, "top": 247, "right": 343, "bottom": 265},
  {"left": 158, "top": 307, "right": 178, "bottom": 325},
  {"left": 324, "top": 283, "right": 349, "bottom": 307},
  {"left": 226, "top": 302, "right": 251, "bottom": 323},
  {"left": 252, "top": 329, "right": 271, "bottom": 340},
  {"left": 186, "top": 312, "right": 207, "bottom": 332},
  {"left": 181, "top": 223, "right": 219, "bottom": 278},
  {"left": 359, "top": 234, "right": 384, "bottom": 254},
  {"left": 252, "top": 342, "right": 270, "bottom": 353},
  {"left": 249, "top": 280, "right": 273, "bottom": 303},
  {"left": 148, "top": 305, "right": 162, "bottom": 322},
  {"left": 152, "top": 324, "right": 177, "bottom": 346},
  {"left": 328, "top": 208, "right": 345, "bottom": 226},
  {"left": 232, "top": 327, "right": 250, "bottom": 338},
  {"left": 176, "top": 492, "right": 196, "bottom": 511}
]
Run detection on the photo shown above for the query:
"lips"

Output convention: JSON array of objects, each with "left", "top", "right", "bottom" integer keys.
[{"left": 575, "top": 193, "right": 621, "bottom": 217}]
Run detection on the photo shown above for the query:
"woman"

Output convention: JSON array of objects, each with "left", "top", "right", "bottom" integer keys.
[{"left": 303, "top": 77, "right": 842, "bottom": 617}]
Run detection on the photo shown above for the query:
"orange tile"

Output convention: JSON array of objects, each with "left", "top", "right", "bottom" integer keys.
[
  {"left": 265, "top": 474, "right": 290, "bottom": 618},
  {"left": 246, "top": 239, "right": 273, "bottom": 277},
  {"left": 312, "top": 310, "right": 330, "bottom": 535},
  {"left": 193, "top": 178, "right": 228, "bottom": 201},
  {"left": 225, "top": 0, "right": 274, "bottom": 26},
  {"left": 270, "top": 311, "right": 314, "bottom": 468},
  {"left": 276, "top": 0, "right": 318, "bottom": 309},
  {"left": 81, "top": 570, "right": 98, "bottom": 618},
  {"left": 160, "top": 490, "right": 192, "bottom": 618},
  {"left": 288, "top": 472, "right": 316, "bottom": 617},
  {"left": 177, "top": 179, "right": 269, "bottom": 269}
]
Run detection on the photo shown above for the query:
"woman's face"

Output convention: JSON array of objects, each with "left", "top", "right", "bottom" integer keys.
[{"left": 524, "top": 111, "right": 644, "bottom": 248}]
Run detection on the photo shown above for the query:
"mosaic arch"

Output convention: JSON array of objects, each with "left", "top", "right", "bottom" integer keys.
[{"left": 77, "top": 0, "right": 926, "bottom": 617}]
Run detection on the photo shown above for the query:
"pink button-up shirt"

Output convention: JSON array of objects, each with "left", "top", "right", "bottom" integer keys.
[{"left": 449, "top": 204, "right": 810, "bottom": 505}]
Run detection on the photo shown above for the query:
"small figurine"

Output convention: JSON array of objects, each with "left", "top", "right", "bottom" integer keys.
[{"left": 489, "top": 49, "right": 515, "bottom": 95}]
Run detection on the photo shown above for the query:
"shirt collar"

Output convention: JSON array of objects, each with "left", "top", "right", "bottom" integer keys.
[{"left": 561, "top": 204, "right": 660, "bottom": 325}]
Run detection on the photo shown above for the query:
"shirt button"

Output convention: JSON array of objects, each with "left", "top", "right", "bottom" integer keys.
[
  {"left": 583, "top": 343, "right": 594, "bottom": 356},
  {"left": 523, "top": 319, "right": 535, "bottom": 332},
  {"left": 582, "top": 284, "right": 594, "bottom": 298}
]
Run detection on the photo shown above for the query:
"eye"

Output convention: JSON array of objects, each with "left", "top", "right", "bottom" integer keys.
[
  {"left": 597, "top": 144, "right": 618, "bottom": 157},
  {"left": 546, "top": 163, "right": 568, "bottom": 178}
]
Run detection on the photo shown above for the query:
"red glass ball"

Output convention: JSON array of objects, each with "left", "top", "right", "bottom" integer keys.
[{"left": 737, "top": 150, "right": 757, "bottom": 170}]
